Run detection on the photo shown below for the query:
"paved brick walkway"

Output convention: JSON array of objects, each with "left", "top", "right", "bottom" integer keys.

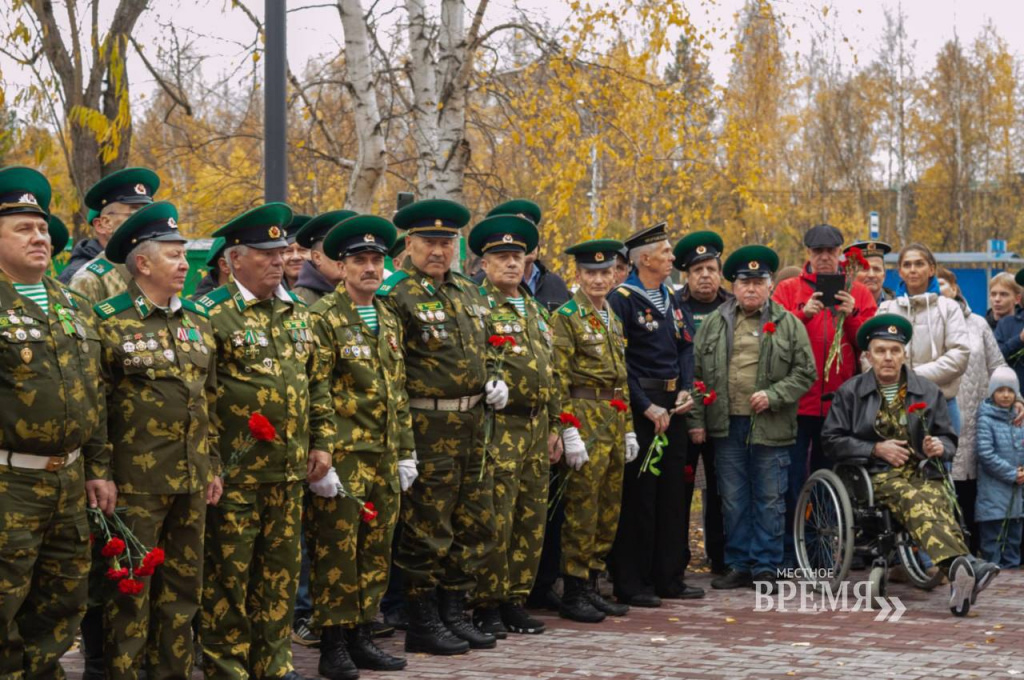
[{"left": 60, "top": 569, "right": 1024, "bottom": 679}]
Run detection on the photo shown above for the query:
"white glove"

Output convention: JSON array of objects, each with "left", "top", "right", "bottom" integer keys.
[
  {"left": 485, "top": 379, "right": 510, "bottom": 410},
  {"left": 309, "top": 466, "right": 341, "bottom": 499},
  {"left": 625, "top": 432, "right": 639, "bottom": 463},
  {"left": 398, "top": 458, "right": 419, "bottom": 491},
  {"left": 562, "top": 427, "right": 589, "bottom": 471}
]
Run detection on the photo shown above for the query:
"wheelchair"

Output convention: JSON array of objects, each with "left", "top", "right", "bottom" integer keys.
[{"left": 793, "top": 460, "right": 945, "bottom": 597}]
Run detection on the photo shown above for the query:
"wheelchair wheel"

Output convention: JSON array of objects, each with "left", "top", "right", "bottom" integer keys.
[
  {"left": 869, "top": 563, "right": 888, "bottom": 599},
  {"left": 794, "top": 469, "right": 854, "bottom": 592},
  {"left": 897, "top": 541, "right": 942, "bottom": 591}
]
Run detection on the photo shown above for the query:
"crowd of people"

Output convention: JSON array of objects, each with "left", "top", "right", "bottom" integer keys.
[{"left": 2, "top": 162, "right": 1024, "bottom": 680}]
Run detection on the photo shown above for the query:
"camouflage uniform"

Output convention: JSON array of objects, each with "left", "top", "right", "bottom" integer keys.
[
  {"left": 196, "top": 281, "right": 334, "bottom": 679},
  {"left": 379, "top": 261, "right": 498, "bottom": 595},
  {"left": 473, "top": 279, "right": 559, "bottom": 607},
  {"left": 68, "top": 253, "right": 130, "bottom": 302},
  {"left": 551, "top": 289, "right": 632, "bottom": 579},
  {"left": 94, "top": 281, "right": 218, "bottom": 679},
  {"left": 307, "top": 287, "right": 413, "bottom": 626},
  {"left": 0, "top": 274, "right": 107, "bottom": 679}
]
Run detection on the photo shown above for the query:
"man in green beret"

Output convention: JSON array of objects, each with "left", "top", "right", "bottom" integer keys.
[
  {"left": 91, "top": 201, "right": 221, "bottom": 679},
  {"left": 466, "top": 215, "right": 560, "bottom": 637},
  {"left": 0, "top": 166, "right": 111, "bottom": 679},
  {"left": 551, "top": 239, "right": 635, "bottom": 623},
  {"left": 196, "top": 203, "right": 335, "bottom": 680},
  {"left": 823, "top": 313, "right": 1001, "bottom": 617},
  {"left": 379, "top": 198, "right": 507, "bottom": 655},
  {"left": 69, "top": 167, "right": 160, "bottom": 302},
  {"left": 688, "top": 245, "right": 816, "bottom": 593},
  {"left": 291, "top": 210, "right": 355, "bottom": 305},
  {"left": 305, "top": 215, "right": 412, "bottom": 678},
  {"left": 283, "top": 214, "right": 313, "bottom": 290}
]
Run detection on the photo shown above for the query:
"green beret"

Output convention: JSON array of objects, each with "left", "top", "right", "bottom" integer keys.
[
  {"left": 106, "top": 201, "right": 186, "bottom": 264},
  {"left": 49, "top": 215, "right": 69, "bottom": 256},
  {"left": 286, "top": 214, "right": 312, "bottom": 245},
  {"left": 389, "top": 234, "right": 406, "bottom": 259},
  {"left": 487, "top": 199, "right": 541, "bottom": 226},
  {"left": 468, "top": 215, "right": 538, "bottom": 257},
  {"left": 857, "top": 313, "right": 913, "bottom": 351},
  {"left": 296, "top": 210, "right": 357, "bottom": 249},
  {"left": 0, "top": 166, "right": 51, "bottom": 218},
  {"left": 206, "top": 237, "right": 228, "bottom": 268},
  {"left": 84, "top": 167, "right": 159, "bottom": 211},
  {"left": 723, "top": 245, "right": 779, "bottom": 282},
  {"left": 674, "top": 231, "right": 724, "bottom": 271},
  {"left": 393, "top": 199, "right": 470, "bottom": 238},
  {"left": 213, "top": 203, "right": 293, "bottom": 250},
  {"left": 565, "top": 238, "right": 625, "bottom": 270},
  {"left": 323, "top": 215, "right": 397, "bottom": 260}
]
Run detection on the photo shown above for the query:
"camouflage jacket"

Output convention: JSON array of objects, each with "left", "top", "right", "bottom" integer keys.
[
  {"left": 68, "top": 253, "right": 130, "bottom": 302},
  {"left": 551, "top": 289, "right": 633, "bottom": 431},
  {"left": 309, "top": 285, "right": 414, "bottom": 462},
  {"left": 483, "top": 278, "right": 560, "bottom": 428},
  {"left": 95, "top": 280, "right": 218, "bottom": 494},
  {"left": 377, "top": 261, "right": 493, "bottom": 399},
  {"left": 196, "top": 281, "right": 334, "bottom": 485},
  {"left": 0, "top": 273, "right": 108, "bottom": 479}
]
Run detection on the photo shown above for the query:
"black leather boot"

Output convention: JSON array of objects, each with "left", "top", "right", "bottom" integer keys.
[
  {"left": 472, "top": 606, "right": 508, "bottom": 639},
  {"left": 346, "top": 624, "right": 407, "bottom": 671},
  {"left": 558, "top": 576, "right": 605, "bottom": 623},
  {"left": 404, "top": 592, "right": 470, "bottom": 656},
  {"left": 80, "top": 606, "right": 106, "bottom": 680},
  {"left": 318, "top": 626, "right": 360, "bottom": 680},
  {"left": 438, "top": 589, "right": 497, "bottom": 649},
  {"left": 587, "top": 571, "right": 630, "bottom": 616}
]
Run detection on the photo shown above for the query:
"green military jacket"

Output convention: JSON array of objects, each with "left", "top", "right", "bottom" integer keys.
[
  {"left": 377, "top": 261, "right": 493, "bottom": 399},
  {"left": 687, "top": 298, "right": 817, "bottom": 446},
  {"left": 69, "top": 254, "right": 129, "bottom": 302},
  {"left": 196, "top": 281, "right": 334, "bottom": 485},
  {"left": 95, "top": 280, "right": 219, "bottom": 494},
  {"left": 551, "top": 289, "right": 632, "bottom": 432},
  {"left": 0, "top": 273, "right": 108, "bottom": 479},
  {"left": 483, "top": 278, "right": 560, "bottom": 429},
  {"left": 310, "top": 285, "right": 414, "bottom": 463}
]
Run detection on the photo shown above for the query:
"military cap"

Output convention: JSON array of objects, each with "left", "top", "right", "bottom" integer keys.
[
  {"left": 468, "top": 214, "right": 538, "bottom": 257},
  {"left": 674, "top": 230, "right": 724, "bottom": 271},
  {"left": 565, "top": 239, "right": 626, "bottom": 270},
  {"left": 212, "top": 202, "right": 293, "bottom": 250},
  {"left": 723, "top": 245, "right": 779, "bottom": 282},
  {"left": 487, "top": 199, "right": 542, "bottom": 226},
  {"left": 1015, "top": 269, "right": 1024, "bottom": 288},
  {"left": 206, "top": 236, "right": 228, "bottom": 268},
  {"left": 389, "top": 234, "right": 406, "bottom": 259},
  {"left": 49, "top": 215, "right": 70, "bottom": 256},
  {"left": 105, "top": 201, "right": 186, "bottom": 264},
  {"left": 0, "top": 166, "right": 50, "bottom": 218},
  {"left": 323, "top": 215, "right": 397, "bottom": 260},
  {"left": 804, "top": 224, "right": 844, "bottom": 249},
  {"left": 84, "top": 167, "right": 159, "bottom": 211},
  {"left": 393, "top": 198, "right": 470, "bottom": 238},
  {"left": 857, "top": 313, "right": 913, "bottom": 351},
  {"left": 295, "top": 209, "right": 357, "bottom": 249},
  {"left": 624, "top": 222, "right": 669, "bottom": 252},
  {"left": 847, "top": 240, "right": 891, "bottom": 261},
  {"left": 615, "top": 246, "right": 629, "bottom": 264},
  {"left": 286, "top": 214, "right": 312, "bottom": 245}
]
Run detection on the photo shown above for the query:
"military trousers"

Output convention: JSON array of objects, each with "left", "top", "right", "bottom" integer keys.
[
  {"left": 872, "top": 464, "right": 968, "bottom": 565},
  {"left": 105, "top": 491, "right": 206, "bottom": 680},
  {"left": 395, "top": 406, "right": 497, "bottom": 595},
  {"left": 308, "top": 450, "right": 400, "bottom": 628},
  {"left": 560, "top": 398, "right": 627, "bottom": 579},
  {"left": 201, "top": 481, "right": 302, "bottom": 680},
  {"left": 0, "top": 456, "right": 90, "bottom": 680},
  {"left": 473, "top": 411, "right": 550, "bottom": 606}
]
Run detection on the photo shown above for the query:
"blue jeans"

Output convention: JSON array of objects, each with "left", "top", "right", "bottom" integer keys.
[
  {"left": 714, "top": 417, "right": 790, "bottom": 575},
  {"left": 979, "top": 519, "right": 1022, "bottom": 569},
  {"left": 947, "top": 397, "right": 961, "bottom": 437}
]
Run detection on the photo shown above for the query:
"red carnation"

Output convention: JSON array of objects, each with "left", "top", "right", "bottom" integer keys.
[
  {"left": 101, "top": 537, "right": 126, "bottom": 558},
  {"left": 683, "top": 465, "right": 696, "bottom": 484},
  {"left": 134, "top": 563, "right": 155, "bottom": 577},
  {"left": 105, "top": 567, "right": 129, "bottom": 581},
  {"left": 703, "top": 390, "right": 717, "bottom": 406},
  {"left": 142, "top": 548, "right": 165, "bottom": 569},
  {"left": 609, "top": 399, "right": 628, "bottom": 413},
  {"left": 763, "top": 322, "right": 777, "bottom": 334},
  {"left": 360, "top": 501, "right": 378, "bottom": 523},
  {"left": 908, "top": 402, "right": 927, "bottom": 414},
  {"left": 559, "top": 412, "right": 582, "bottom": 429},
  {"left": 488, "top": 335, "right": 507, "bottom": 348},
  {"left": 503, "top": 336, "right": 517, "bottom": 347},
  {"left": 248, "top": 412, "right": 276, "bottom": 442},
  {"left": 118, "top": 578, "right": 145, "bottom": 595},
  {"left": 694, "top": 380, "right": 706, "bottom": 393}
]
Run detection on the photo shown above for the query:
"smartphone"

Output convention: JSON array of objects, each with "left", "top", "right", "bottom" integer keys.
[
  {"left": 815, "top": 273, "right": 845, "bottom": 308},
  {"left": 396, "top": 192, "right": 415, "bottom": 211}
]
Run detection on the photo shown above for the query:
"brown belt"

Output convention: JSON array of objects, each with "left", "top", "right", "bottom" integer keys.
[
  {"left": 569, "top": 386, "right": 625, "bottom": 401},
  {"left": 637, "top": 377, "right": 678, "bottom": 392}
]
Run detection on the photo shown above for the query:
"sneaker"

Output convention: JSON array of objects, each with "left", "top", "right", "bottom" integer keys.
[
  {"left": 947, "top": 556, "right": 975, "bottom": 617},
  {"left": 711, "top": 569, "right": 753, "bottom": 590},
  {"left": 291, "top": 617, "right": 320, "bottom": 647},
  {"left": 499, "top": 602, "right": 545, "bottom": 634}
]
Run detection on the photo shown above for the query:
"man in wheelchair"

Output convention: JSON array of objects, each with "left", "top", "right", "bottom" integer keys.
[{"left": 821, "top": 314, "right": 1001, "bottom": 617}]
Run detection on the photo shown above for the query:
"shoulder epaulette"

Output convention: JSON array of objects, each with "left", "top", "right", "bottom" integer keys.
[
  {"left": 179, "top": 297, "right": 209, "bottom": 318},
  {"left": 556, "top": 299, "right": 579, "bottom": 317},
  {"left": 377, "top": 270, "right": 410, "bottom": 296},
  {"left": 93, "top": 291, "right": 133, "bottom": 320},
  {"left": 86, "top": 258, "right": 115, "bottom": 277},
  {"left": 195, "top": 285, "right": 232, "bottom": 310},
  {"left": 613, "top": 285, "right": 631, "bottom": 298},
  {"left": 287, "top": 290, "right": 306, "bottom": 306}
]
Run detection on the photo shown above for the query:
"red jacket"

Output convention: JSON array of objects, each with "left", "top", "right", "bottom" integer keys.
[{"left": 772, "top": 264, "right": 878, "bottom": 417}]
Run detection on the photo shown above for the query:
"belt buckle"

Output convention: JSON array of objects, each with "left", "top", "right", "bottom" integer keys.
[
  {"left": 45, "top": 456, "right": 64, "bottom": 472},
  {"left": 666, "top": 378, "right": 677, "bottom": 391}
]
